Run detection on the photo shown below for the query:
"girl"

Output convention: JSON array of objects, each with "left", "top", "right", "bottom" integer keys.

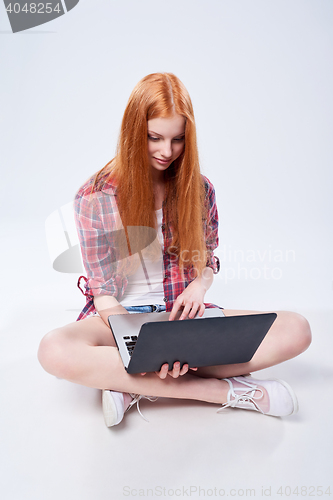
[{"left": 38, "top": 73, "right": 311, "bottom": 427}]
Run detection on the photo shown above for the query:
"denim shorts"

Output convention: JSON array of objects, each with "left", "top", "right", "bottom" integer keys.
[
  {"left": 88, "top": 304, "right": 166, "bottom": 318},
  {"left": 123, "top": 304, "right": 166, "bottom": 314}
]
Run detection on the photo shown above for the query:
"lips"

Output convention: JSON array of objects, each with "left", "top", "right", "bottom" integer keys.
[{"left": 154, "top": 157, "right": 171, "bottom": 165}]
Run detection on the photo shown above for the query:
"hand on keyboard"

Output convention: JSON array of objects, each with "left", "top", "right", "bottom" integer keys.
[{"left": 168, "top": 275, "right": 209, "bottom": 321}]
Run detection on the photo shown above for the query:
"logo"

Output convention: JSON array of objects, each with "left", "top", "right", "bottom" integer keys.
[
  {"left": 45, "top": 202, "right": 158, "bottom": 278},
  {"left": 3, "top": 0, "right": 80, "bottom": 33}
]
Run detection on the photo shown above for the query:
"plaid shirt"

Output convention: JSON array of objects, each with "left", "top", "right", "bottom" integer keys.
[{"left": 74, "top": 175, "right": 220, "bottom": 321}]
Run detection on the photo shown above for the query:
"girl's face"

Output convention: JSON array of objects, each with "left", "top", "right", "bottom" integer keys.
[{"left": 147, "top": 114, "right": 185, "bottom": 175}]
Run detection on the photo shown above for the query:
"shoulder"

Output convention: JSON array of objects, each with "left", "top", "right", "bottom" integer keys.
[
  {"left": 75, "top": 174, "right": 117, "bottom": 201},
  {"left": 75, "top": 175, "right": 95, "bottom": 200},
  {"left": 74, "top": 175, "right": 118, "bottom": 222}
]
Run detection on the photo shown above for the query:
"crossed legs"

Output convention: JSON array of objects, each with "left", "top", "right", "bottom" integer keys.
[{"left": 37, "top": 310, "right": 311, "bottom": 406}]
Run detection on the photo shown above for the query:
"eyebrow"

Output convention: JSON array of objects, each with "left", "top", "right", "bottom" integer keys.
[{"left": 148, "top": 130, "right": 185, "bottom": 138}]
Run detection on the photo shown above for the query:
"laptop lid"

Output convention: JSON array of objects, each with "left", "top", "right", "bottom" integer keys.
[{"left": 109, "top": 311, "right": 276, "bottom": 375}]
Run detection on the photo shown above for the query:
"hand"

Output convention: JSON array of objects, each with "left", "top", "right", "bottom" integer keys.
[
  {"left": 140, "top": 362, "right": 198, "bottom": 378},
  {"left": 169, "top": 277, "right": 208, "bottom": 321}
]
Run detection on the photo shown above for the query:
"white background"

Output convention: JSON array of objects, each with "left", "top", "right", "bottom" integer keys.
[{"left": 0, "top": 1, "right": 332, "bottom": 499}]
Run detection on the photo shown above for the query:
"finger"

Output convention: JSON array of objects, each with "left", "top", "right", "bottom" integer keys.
[
  {"left": 140, "top": 372, "right": 147, "bottom": 376},
  {"left": 169, "top": 301, "right": 181, "bottom": 321},
  {"left": 179, "top": 302, "right": 192, "bottom": 320},
  {"left": 198, "top": 303, "right": 206, "bottom": 317},
  {"left": 169, "top": 361, "right": 181, "bottom": 378},
  {"left": 156, "top": 363, "right": 169, "bottom": 379},
  {"left": 188, "top": 301, "right": 200, "bottom": 319},
  {"left": 179, "top": 363, "right": 189, "bottom": 376},
  {"left": 190, "top": 367, "right": 198, "bottom": 371}
]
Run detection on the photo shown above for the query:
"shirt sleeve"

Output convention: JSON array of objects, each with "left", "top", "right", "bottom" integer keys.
[
  {"left": 203, "top": 177, "right": 220, "bottom": 274},
  {"left": 73, "top": 188, "right": 128, "bottom": 298}
]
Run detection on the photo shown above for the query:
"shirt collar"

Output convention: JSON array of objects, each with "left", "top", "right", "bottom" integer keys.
[{"left": 100, "top": 177, "right": 117, "bottom": 195}]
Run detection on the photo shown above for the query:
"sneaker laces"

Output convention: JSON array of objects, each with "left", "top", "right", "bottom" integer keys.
[
  {"left": 217, "top": 377, "right": 265, "bottom": 414},
  {"left": 126, "top": 394, "right": 158, "bottom": 422}
]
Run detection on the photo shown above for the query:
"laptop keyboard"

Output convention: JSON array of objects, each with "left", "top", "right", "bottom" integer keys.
[{"left": 123, "top": 336, "right": 138, "bottom": 356}]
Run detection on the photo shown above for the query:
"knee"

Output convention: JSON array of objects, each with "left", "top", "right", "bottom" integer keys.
[
  {"left": 283, "top": 311, "right": 312, "bottom": 357},
  {"left": 37, "top": 329, "right": 72, "bottom": 379}
]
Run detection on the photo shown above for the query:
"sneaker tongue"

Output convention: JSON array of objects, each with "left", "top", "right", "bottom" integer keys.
[
  {"left": 231, "top": 380, "right": 257, "bottom": 396},
  {"left": 230, "top": 380, "right": 270, "bottom": 413}
]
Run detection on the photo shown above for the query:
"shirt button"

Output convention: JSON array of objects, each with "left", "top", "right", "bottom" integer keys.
[
  {"left": 163, "top": 297, "right": 168, "bottom": 302},
  {"left": 164, "top": 273, "right": 168, "bottom": 279},
  {"left": 161, "top": 224, "right": 165, "bottom": 230}
]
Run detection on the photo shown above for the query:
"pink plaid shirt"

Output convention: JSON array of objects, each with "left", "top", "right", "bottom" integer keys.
[{"left": 74, "top": 174, "right": 220, "bottom": 321}]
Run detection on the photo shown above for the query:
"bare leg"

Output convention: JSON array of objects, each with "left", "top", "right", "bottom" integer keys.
[{"left": 37, "top": 310, "right": 311, "bottom": 405}]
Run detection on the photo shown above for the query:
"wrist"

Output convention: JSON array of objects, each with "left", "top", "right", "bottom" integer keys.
[{"left": 196, "top": 267, "right": 213, "bottom": 292}]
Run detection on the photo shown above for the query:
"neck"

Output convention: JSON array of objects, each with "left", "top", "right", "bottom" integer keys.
[{"left": 151, "top": 167, "right": 166, "bottom": 186}]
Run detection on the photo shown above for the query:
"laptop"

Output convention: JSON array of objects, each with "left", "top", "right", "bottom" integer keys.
[{"left": 108, "top": 309, "right": 277, "bottom": 374}]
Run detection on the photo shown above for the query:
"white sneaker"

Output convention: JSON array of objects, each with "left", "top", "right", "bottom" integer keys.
[
  {"left": 102, "top": 390, "right": 157, "bottom": 427},
  {"left": 102, "top": 390, "right": 125, "bottom": 427},
  {"left": 218, "top": 376, "right": 299, "bottom": 417}
]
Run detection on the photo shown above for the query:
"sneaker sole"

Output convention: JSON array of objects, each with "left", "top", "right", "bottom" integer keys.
[
  {"left": 102, "top": 390, "right": 119, "bottom": 427},
  {"left": 273, "top": 378, "right": 299, "bottom": 415}
]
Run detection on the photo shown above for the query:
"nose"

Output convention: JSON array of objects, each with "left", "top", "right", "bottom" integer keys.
[{"left": 160, "top": 140, "right": 173, "bottom": 159}]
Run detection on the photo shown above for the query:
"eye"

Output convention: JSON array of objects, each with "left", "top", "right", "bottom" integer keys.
[
  {"left": 173, "top": 136, "right": 185, "bottom": 142},
  {"left": 148, "top": 135, "right": 159, "bottom": 141}
]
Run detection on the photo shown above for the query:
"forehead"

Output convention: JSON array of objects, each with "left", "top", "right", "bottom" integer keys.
[{"left": 147, "top": 114, "right": 185, "bottom": 136}]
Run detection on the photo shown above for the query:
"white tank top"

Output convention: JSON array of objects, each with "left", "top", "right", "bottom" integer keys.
[{"left": 119, "top": 209, "right": 165, "bottom": 306}]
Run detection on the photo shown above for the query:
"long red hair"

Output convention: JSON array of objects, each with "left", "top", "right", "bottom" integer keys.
[{"left": 92, "top": 73, "right": 207, "bottom": 273}]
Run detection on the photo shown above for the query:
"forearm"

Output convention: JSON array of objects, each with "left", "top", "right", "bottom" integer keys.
[
  {"left": 93, "top": 295, "right": 129, "bottom": 327},
  {"left": 195, "top": 266, "right": 214, "bottom": 293}
]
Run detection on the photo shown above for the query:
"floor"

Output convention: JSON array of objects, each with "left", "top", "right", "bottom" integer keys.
[{"left": 1, "top": 224, "right": 332, "bottom": 500}]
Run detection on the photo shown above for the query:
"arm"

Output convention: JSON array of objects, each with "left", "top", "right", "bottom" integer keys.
[
  {"left": 74, "top": 185, "right": 129, "bottom": 313},
  {"left": 93, "top": 295, "right": 129, "bottom": 327}
]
